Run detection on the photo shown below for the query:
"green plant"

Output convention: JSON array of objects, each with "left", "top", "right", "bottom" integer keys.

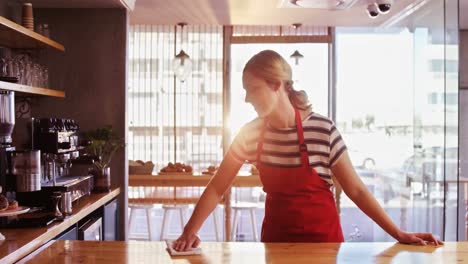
[{"left": 82, "top": 125, "right": 125, "bottom": 170}]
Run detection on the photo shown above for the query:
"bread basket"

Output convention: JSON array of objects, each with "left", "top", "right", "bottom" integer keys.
[{"left": 129, "top": 160, "right": 155, "bottom": 175}]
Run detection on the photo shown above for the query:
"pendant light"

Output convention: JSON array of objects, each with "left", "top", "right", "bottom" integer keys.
[
  {"left": 172, "top": 22, "right": 192, "bottom": 82},
  {"left": 290, "top": 23, "right": 304, "bottom": 66},
  {"left": 290, "top": 50, "right": 304, "bottom": 66}
]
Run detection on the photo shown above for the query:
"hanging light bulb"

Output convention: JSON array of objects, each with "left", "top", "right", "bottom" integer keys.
[
  {"left": 290, "top": 23, "right": 304, "bottom": 66},
  {"left": 172, "top": 22, "right": 192, "bottom": 82},
  {"left": 173, "top": 49, "right": 192, "bottom": 82}
]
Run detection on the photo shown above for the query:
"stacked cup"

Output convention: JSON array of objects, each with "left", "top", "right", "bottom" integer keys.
[{"left": 21, "top": 3, "right": 34, "bottom": 31}]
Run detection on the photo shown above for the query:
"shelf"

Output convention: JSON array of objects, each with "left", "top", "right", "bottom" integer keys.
[
  {"left": 0, "top": 16, "right": 65, "bottom": 51},
  {"left": 0, "top": 80, "right": 65, "bottom": 98}
]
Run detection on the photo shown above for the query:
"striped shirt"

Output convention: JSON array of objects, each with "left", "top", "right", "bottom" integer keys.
[{"left": 228, "top": 112, "right": 347, "bottom": 185}]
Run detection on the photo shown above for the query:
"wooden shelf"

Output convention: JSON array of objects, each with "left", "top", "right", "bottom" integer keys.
[
  {"left": 0, "top": 16, "right": 65, "bottom": 51},
  {"left": 0, "top": 80, "right": 65, "bottom": 98}
]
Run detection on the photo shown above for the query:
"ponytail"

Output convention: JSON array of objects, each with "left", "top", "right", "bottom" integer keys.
[{"left": 285, "top": 80, "right": 311, "bottom": 111}]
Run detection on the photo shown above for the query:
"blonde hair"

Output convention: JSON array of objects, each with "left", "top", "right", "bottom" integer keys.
[{"left": 243, "top": 50, "right": 311, "bottom": 111}]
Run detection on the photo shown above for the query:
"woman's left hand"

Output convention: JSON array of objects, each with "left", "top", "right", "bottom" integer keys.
[{"left": 396, "top": 230, "right": 444, "bottom": 246}]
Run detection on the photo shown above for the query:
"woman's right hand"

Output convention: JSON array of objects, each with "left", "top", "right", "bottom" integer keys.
[{"left": 172, "top": 231, "right": 201, "bottom": 251}]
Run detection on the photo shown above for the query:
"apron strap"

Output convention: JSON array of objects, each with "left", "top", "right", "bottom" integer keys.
[{"left": 294, "top": 108, "right": 310, "bottom": 168}]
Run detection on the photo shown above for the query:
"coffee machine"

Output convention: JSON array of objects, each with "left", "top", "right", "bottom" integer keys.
[{"left": 12, "top": 117, "right": 94, "bottom": 207}]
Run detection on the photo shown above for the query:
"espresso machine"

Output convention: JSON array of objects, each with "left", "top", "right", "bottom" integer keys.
[
  {"left": 34, "top": 117, "right": 94, "bottom": 202},
  {"left": 12, "top": 117, "right": 94, "bottom": 207}
]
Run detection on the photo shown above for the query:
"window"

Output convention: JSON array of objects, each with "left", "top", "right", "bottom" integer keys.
[
  {"left": 336, "top": 26, "right": 458, "bottom": 241},
  {"left": 128, "top": 25, "right": 224, "bottom": 172}
]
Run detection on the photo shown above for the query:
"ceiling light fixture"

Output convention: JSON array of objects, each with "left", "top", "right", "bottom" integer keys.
[
  {"left": 172, "top": 22, "right": 192, "bottom": 83},
  {"left": 283, "top": 0, "right": 360, "bottom": 10},
  {"left": 290, "top": 23, "right": 304, "bottom": 66}
]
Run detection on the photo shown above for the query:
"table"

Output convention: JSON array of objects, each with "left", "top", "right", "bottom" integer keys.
[
  {"left": 129, "top": 174, "right": 262, "bottom": 241},
  {"left": 20, "top": 240, "right": 465, "bottom": 263}
]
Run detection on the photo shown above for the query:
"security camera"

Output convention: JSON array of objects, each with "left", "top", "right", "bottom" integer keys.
[
  {"left": 366, "top": 4, "right": 379, "bottom": 18},
  {"left": 376, "top": 0, "right": 393, "bottom": 14}
]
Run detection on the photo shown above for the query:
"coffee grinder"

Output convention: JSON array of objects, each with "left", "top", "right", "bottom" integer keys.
[{"left": 0, "top": 91, "right": 16, "bottom": 194}]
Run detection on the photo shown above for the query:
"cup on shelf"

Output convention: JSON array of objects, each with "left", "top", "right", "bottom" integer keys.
[
  {"left": 0, "top": 58, "right": 7, "bottom": 77},
  {"left": 21, "top": 3, "right": 34, "bottom": 31}
]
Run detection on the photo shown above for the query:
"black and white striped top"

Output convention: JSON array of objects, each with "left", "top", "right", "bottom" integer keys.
[{"left": 228, "top": 112, "right": 347, "bottom": 185}]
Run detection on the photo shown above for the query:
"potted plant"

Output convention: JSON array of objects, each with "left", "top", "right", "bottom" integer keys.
[{"left": 82, "top": 125, "right": 125, "bottom": 192}]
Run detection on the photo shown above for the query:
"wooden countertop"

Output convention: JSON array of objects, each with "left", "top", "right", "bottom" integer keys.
[
  {"left": 18, "top": 240, "right": 465, "bottom": 263},
  {"left": 0, "top": 188, "right": 120, "bottom": 264}
]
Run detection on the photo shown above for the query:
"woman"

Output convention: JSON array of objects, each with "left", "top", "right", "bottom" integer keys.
[{"left": 173, "top": 50, "right": 442, "bottom": 251}]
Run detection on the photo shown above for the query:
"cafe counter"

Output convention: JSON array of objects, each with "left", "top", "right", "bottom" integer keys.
[
  {"left": 0, "top": 188, "right": 120, "bottom": 264},
  {"left": 16, "top": 240, "right": 468, "bottom": 263}
]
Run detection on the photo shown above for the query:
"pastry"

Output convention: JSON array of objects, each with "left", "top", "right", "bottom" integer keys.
[
  {"left": 7, "top": 199, "right": 18, "bottom": 210},
  {"left": 0, "top": 195, "right": 9, "bottom": 211},
  {"left": 160, "top": 162, "right": 193, "bottom": 173},
  {"left": 184, "top": 165, "right": 193, "bottom": 173}
]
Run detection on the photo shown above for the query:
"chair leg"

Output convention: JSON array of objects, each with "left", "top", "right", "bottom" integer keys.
[
  {"left": 145, "top": 208, "right": 152, "bottom": 241},
  {"left": 231, "top": 209, "right": 239, "bottom": 241},
  {"left": 179, "top": 207, "right": 186, "bottom": 231},
  {"left": 128, "top": 208, "right": 134, "bottom": 234},
  {"left": 249, "top": 208, "right": 258, "bottom": 242},
  {"left": 212, "top": 207, "right": 220, "bottom": 242},
  {"left": 160, "top": 208, "right": 169, "bottom": 241}
]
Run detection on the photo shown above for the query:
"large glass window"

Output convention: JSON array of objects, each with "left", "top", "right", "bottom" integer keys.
[
  {"left": 335, "top": 29, "right": 417, "bottom": 242},
  {"left": 335, "top": 2, "right": 459, "bottom": 241}
]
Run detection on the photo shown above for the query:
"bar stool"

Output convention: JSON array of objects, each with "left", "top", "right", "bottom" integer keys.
[
  {"left": 231, "top": 202, "right": 258, "bottom": 241},
  {"left": 160, "top": 204, "right": 221, "bottom": 241},
  {"left": 128, "top": 203, "right": 154, "bottom": 240},
  {"left": 160, "top": 204, "right": 188, "bottom": 241}
]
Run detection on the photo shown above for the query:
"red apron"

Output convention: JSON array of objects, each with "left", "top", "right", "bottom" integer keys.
[{"left": 257, "top": 108, "right": 344, "bottom": 242}]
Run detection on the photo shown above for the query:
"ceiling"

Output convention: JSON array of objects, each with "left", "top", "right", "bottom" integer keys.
[
  {"left": 14, "top": 0, "right": 467, "bottom": 30},
  {"left": 12, "top": 0, "right": 134, "bottom": 9},
  {"left": 130, "top": 0, "right": 467, "bottom": 29}
]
